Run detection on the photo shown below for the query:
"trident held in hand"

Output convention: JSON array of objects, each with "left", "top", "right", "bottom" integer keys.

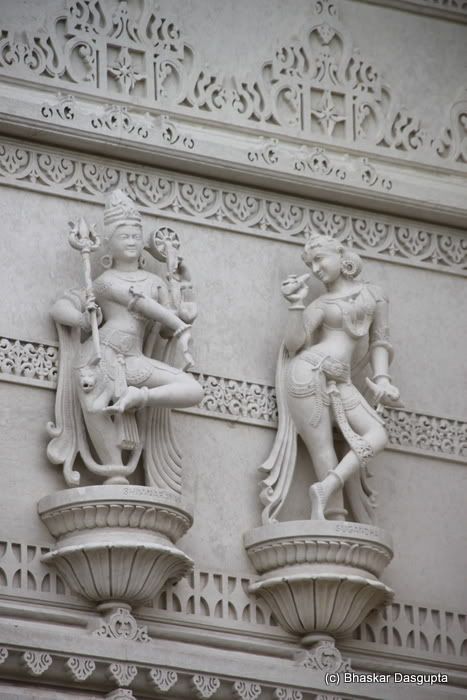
[{"left": 68, "top": 217, "right": 101, "bottom": 363}]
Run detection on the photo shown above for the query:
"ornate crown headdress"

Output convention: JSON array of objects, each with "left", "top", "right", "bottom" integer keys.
[{"left": 103, "top": 189, "right": 142, "bottom": 236}]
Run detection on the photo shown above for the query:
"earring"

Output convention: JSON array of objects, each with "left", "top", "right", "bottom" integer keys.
[
  {"left": 138, "top": 254, "right": 146, "bottom": 269},
  {"left": 340, "top": 255, "right": 360, "bottom": 279},
  {"left": 100, "top": 254, "right": 113, "bottom": 269}
]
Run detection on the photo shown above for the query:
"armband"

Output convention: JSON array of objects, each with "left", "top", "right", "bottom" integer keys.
[
  {"left": 173, "top": 323, "right": 191, "bottom": 338},
  {"left": 128, "top": 286, "right": 146, "bottom": 312}
]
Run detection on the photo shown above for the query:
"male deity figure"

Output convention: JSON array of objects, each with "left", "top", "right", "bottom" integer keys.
[{"left": 47, "top": 189, "right": 203, "bottom": 489}]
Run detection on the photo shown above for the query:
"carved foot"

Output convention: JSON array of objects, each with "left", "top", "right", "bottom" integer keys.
[
  {"left": 309, "top": 482, "right": 327, "bottom": 520},
  {"left": 103, "top": 387, "right": 148, "bottom": 414}
]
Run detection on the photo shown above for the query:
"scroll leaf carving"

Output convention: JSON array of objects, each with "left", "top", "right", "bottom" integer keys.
[
  {"left": 0, "top": 141, "right": 465, "bottom": 275},
  {"left": 22, "top": 650, "right": 53, "bottom": 676},
  {"left": 94, "top": 607, "right": 150, "bottom": 643},
  {"left": 432, "top": 87, "right": 467, "bottom": 164},
  {"left": 149, "top": 667, "right": 178, "bottom": 691},
  {"left": 90, "top": 105, "right": 153, "bottom": 139},
  {"left": 233, "top": 680, "right": 262, "bottom": 700},
  {"left": 108, "top": 662, "right": 138, "bottom": 687},
  {"left": 295, "top": 641, "right": 351, "bottom": 673},
  {"left": 105, "top": 691, "right": 137, "bottom": 700},
  {"left": 0, "top": 0, "right": 463, "bottom": 168},
  {"left": 41, "top": 94, "right": 76, "bottom": 121},
  {"left": 66, "top": 656, "right": 96, "bottom": 682},
  {"left": 192, "top": 673, "right": 221, "bottom": 698},
  {"left": 274, "top": 689, "right": 303, "bottom": 700}
]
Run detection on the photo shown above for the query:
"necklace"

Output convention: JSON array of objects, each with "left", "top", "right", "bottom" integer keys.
[
  {"left": 111, "top": 270, "right": 149, "bottom": 282},
  {"left": 322, "top": 284, "right": 363, "bottom": 303}
]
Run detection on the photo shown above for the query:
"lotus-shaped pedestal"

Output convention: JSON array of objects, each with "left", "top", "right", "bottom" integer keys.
[
  {"left": 244, "top": 520, "right": 393, "bottom": 644},
  {"left": 38, "top": 485, "right": 193, "bottom": 610}
]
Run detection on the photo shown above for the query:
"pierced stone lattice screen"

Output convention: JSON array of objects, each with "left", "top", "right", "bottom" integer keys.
[{"left": 0, "top": 539, "right": 466, "bottom": 664}]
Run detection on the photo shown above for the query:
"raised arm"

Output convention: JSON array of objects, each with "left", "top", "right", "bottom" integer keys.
[{"left": 281, "top": 274, "right": 323, "bottom": 356}]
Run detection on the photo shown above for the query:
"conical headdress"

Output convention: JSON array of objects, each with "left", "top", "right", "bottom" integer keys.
[{"left": 104, "top": 189, "right": 142, "bottom": 236}]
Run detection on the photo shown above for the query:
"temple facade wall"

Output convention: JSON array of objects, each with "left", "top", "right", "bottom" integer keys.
[{"left": 0, "top": 1, "right": 465, "bottom": 698}]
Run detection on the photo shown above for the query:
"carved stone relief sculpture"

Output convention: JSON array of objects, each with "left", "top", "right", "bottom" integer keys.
[
  {"left": 38, "top": 189, "right": 203, "bottom": 619},
  {"left": 244, "top": 233, "right": 398, "bottom": 661}
]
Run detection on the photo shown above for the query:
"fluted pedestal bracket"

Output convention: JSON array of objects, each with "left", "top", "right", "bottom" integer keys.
[
  {"left": 244, "top": 520, "right": 394, "bottom": 646},
  {"left": 38, "top": 485, "right": 194, "bottom": 613}
]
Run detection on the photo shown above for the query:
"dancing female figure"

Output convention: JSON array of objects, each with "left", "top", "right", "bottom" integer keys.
[{"left": 259, "top": 233, "right": 401, "bottom": 524}]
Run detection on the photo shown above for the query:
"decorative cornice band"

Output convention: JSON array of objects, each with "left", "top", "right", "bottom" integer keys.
[
  {"left": 1, "top": 335, "right": 466, "bottom": 464},
  {"left": 0, "top": 0, "right": 466, "bottom": 174},
  {"left": 0, "top": 139, "right": 466, "bottom": 276},
  {"left": 358, "top": 0, "right": 467, "bottom": 23}
]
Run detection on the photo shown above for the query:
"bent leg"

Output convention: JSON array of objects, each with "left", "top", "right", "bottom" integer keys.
[
  {"left": 312, "top": 397, "right": 388, "bottom": 518},
  {"left": 105, "top": 361, "right": 203, "bottom": 414},
  {"left": 287, "top": 393, "right": 345, "bottom": 520}
]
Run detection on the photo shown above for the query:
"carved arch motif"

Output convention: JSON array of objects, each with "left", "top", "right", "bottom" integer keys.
[{"left": 0, "top": 0, "right": 464, "bottom": 163}]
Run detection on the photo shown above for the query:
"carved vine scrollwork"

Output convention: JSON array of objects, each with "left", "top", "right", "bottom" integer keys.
[
  {"left": 0, "top": 0, "right": 464, "bottom": 166},
  {"left": 0, "top": 142, "right": 464, "bottom": 274},
  {"left": 90, "top": 104, "right": 153, "bottom": 139}
]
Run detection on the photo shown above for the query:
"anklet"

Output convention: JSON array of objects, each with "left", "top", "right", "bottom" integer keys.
[{"left": 326, "top": 469, "right": 345, "bottom": 488}]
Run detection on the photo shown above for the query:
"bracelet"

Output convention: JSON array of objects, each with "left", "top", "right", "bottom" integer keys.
[
  {"left": 173, "top": 323, "right": 191, "bottom": 338},
  {"left": 139, "top": 386, "right": 150, "bottom": 407},
  {"left": 288, "top": 304, "right": 305, "bottom": 310},
  {"left": 372, "top": 373, "right": 391, "bottom": 382}
]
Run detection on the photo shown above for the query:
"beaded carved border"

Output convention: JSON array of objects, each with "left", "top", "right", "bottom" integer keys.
[
  {"left": 1, "top": 335, "right": 466, "bottom": 464},
  {"left": 0, "top": 140, "right": 466, "bottom": 276}
]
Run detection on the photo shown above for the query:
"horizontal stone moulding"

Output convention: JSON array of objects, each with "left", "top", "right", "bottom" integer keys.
[
  {"left": 1, "top": 333, "right": 466, "bottom": 464},
  {"left": 0, "top": 138, "right": 466, "bottom": 274}
]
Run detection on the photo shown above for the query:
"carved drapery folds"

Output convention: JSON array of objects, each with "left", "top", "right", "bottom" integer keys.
[
  {"left": 244, "top": 235, "right": 397, "bottom": 653},
  {"left": 38, "top": 190, "right": 202, "bottom": 617},
  {"left": 0, "top": 0, "right": 465, "bottom": 169}
]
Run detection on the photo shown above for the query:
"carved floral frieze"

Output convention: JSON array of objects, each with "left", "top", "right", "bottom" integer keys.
[
  {"left": 0, "top": 334, "right": 465, "bottom": 464},
  {"left": 0, "top": 0, "right": 465, "bottom": 173},
  {"left": 0, "top": 141, "right": 465, "bottom": 275}
]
